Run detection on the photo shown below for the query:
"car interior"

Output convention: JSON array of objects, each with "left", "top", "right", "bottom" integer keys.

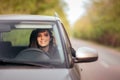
[
  {"left": 0, "top": 41, "right": 27, "bottom": 59},
  {"left": 0, "top": 22, "right": 68, "bottom": 68}
]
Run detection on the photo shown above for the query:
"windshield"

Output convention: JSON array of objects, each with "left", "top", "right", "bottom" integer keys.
[{"left": 0, "top": 22, "right": 65, "bottom": 68}]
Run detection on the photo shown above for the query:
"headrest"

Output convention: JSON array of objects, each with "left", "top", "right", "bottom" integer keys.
[{"left": 0, "top": 41, "right": 12, "bottom": 47}]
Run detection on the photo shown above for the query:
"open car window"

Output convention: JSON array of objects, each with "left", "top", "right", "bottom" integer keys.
[{"left": 0, "top": 22, "right": 65, "bottom": 67}]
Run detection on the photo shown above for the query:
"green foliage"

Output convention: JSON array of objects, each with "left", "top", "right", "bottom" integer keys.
[
  {"left": 0, "top": 0, "right": 58, "bottom": 14},
  {"left": 73, "top": 0, "right": 120, "bottom": 47},
  {"left": 3, "top": 29, "right": 32, "bottom": 45}
]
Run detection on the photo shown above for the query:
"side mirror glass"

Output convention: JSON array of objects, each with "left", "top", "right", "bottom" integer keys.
[{"left": 75, "top": 47, "right": 98, "bottom": 63}]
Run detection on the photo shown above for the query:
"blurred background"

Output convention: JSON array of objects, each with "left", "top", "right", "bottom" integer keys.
[{"left": 0, "top": 0, "right": 120, "bottom": 50}]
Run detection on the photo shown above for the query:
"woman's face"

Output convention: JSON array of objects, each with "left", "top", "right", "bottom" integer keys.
[{"left": 37, "top": 30, "right": 51, "bottom": 47}]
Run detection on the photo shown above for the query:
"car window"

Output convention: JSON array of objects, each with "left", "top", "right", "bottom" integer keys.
[
  {"left": 2, "top": 29, "right": 32, "bottom": 46},
  {"left": 60, "top": 23, "right": 74, "bottom": 63},
  {"left": 0, "top": 22, "right": 65, "bottom": 67}
]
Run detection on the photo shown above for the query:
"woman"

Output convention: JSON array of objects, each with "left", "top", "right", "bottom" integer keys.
[
  {"left": 29, "top": 29, "right": 59, "bottom": 59},
  {"left": 15, "top": 29, "right": 59, "bottom": 62}
]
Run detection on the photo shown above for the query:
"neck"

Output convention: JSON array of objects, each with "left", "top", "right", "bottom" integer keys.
[{"left": 41, "top": 45, "right": 49, "bottom": 52}]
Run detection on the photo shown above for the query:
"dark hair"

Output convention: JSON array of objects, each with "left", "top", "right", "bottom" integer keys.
[{"left": 29, "top": 29, "right": 54, "bottom": 48}]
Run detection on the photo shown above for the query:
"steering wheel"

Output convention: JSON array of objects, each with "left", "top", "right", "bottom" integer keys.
[{"left": 15, "top": 48, "right": 50, "bottom": 62}]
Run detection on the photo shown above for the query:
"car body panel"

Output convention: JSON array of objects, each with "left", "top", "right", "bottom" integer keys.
[
  {"left": 0, "top": 67, "right": 80, "bottom": 80},
  {"left": 0, "top": 15, "right": 60, "bottom": 28},
  {"left": 0, "top": 15, "right": 60, "bottom": 21}
]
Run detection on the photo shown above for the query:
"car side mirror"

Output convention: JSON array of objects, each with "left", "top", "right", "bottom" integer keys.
[{"left": 74, "top": 47, "right": 98, "bottom": 63}]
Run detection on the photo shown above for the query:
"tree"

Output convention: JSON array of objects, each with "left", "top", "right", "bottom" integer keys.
[
  {"left": 0, "top": 0, "right": 70, "bottom": 35},
  {"left": 73, "top": 0, "right": 120, "bottom": 47}
]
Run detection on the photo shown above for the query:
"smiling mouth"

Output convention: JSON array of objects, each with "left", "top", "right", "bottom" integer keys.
[{"left": 40, "top": 40, "right": 47, "bottom": 44}]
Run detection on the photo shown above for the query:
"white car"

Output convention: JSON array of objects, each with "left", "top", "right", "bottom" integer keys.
[{"left": 0, "top": 14, "right": 98, "bottom": 80}]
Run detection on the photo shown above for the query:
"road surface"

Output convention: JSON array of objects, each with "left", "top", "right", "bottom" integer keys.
[{"left": 70, "top": 38, "right": 120, "bottom": 80}]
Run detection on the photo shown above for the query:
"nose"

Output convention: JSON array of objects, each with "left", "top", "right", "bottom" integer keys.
[{"left": 41, "top": 35, "right": 45, "bottom": 40}]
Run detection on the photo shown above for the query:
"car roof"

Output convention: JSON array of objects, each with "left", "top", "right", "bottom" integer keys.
[{"left": 0, "top": 14, "right": 60, "bottom": 22}]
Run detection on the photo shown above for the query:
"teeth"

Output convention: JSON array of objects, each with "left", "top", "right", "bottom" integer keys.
[{"left": 41, "top": 41, "right": 46, "bottom": 43}]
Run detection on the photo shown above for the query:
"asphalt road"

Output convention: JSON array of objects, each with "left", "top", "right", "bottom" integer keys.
[{"left": 70, "top": 38, "right": 120, "bottom": 80}]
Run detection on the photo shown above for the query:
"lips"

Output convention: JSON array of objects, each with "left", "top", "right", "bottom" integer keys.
[{"left": 40, "top": 40, "right": 47, "bottom": 44}]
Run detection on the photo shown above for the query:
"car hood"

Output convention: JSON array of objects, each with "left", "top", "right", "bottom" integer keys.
[{"left": 0, "top": 68, "right": 80, "bottom": 80}]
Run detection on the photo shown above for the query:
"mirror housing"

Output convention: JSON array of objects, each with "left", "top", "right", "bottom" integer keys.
[{"left": 74, "top": 47, "right": 98, "bottom": 63}]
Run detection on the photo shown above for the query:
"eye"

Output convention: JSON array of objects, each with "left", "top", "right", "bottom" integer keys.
[
  {"left": 37, "top": 34, "right": 42, "bottom": 37},
  {"left": 44, "top": 33, "right": 49, "bottom": 37}
]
